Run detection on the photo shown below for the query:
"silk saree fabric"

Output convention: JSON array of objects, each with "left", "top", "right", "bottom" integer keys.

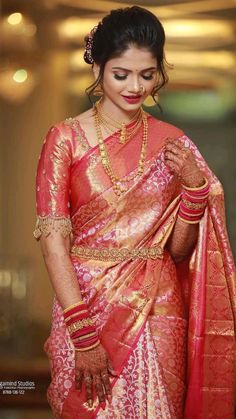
[{"left": 34, "top": 114, "right": 236, "bottom": 418}]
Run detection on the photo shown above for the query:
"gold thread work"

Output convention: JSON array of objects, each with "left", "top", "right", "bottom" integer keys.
[
  {"left": 33, "top": 216, "right": 72, "bottom": 240},
  {"left": 70, "top": 244, "right": 163, "bottom": 261}
]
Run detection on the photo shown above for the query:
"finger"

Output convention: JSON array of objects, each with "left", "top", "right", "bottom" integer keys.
[
  {"left": 101, "top": 370, "right": 112, "bottom": 401},
  {"left": 84, "top": 373, "right": 93, "bottom": 407},
  {"left": 165, "top": 160, "right": 180, "bottom": 174},
  {"left": 107, "top": 358, "right": 119, "bottom": 377},
  {"left": 75, "top": 370, "right": 83, "bottom": 392},
  {"left": 93, "top": 374, "right": 106, "bottom": 404},
  {"left": 164, "top": 151, "right": 182, "bottom": 167},
  {"left": 165, "top": 143, "right": 183, "bottom": 155},
  {"left": 165, "top": 137, "right": 183, "bottom": 149}
]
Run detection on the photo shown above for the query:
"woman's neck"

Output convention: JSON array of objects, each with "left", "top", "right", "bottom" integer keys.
[{"left": 98, "top": 97, "right": 141, "bottom": 124}]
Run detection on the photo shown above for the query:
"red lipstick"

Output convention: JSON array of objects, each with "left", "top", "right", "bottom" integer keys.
[{"left": 121, "top": 95, "right": 142, "bottom": 104}]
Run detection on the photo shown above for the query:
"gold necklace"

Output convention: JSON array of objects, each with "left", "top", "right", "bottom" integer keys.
[
  {"left": 94, "top": 107, "right": 148, "bottom": 196},
  {"left": 95, "top": 99, "right": 142, "bottom": 144},
  {"left": 96, "top": 111, "right": 143, "bottom": 143}
]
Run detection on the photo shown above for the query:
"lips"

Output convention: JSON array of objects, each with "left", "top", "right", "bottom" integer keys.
[{"left": 122, "top": 95, "right": 142, "bottom": 104}]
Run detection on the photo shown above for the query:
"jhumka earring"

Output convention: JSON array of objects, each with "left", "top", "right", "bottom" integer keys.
[
  {"left": 93, "top": 83, "right": 104, "bottom": 97},
  {"left": 143, "top": 88, "right": 159, "bottom": 107}
]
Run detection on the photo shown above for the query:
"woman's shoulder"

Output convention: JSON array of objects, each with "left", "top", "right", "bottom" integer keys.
[
  {"left": 147, "top": 114, "right": 185, "bottom": 138},
  {"left": 49, "top": 108, "right": 93, "bottom": 133}
]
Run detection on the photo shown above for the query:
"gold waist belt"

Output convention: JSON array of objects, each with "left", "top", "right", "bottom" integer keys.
[{"left": 70, "top": 244, "right": 163, "bottom": 261}]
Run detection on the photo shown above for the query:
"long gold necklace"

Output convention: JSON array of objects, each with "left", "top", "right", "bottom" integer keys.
[
  {"left": 95, "top": 99, "right": 142, "bottom": 144},
  {"left": 94, "top": 106, "right": 148, "bottom": 196}
]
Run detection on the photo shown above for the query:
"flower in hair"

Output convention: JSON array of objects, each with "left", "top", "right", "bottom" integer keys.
[{"left": 84, "top": 25, "right": 98, "bottom": 65}]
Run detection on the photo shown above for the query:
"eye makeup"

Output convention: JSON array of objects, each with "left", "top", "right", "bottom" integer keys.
[{"left": 113, "top": 69, "right": 156, "bottom": 81}]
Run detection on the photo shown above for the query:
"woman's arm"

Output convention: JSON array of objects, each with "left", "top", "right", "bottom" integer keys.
[
  {"left": 34, "top": 125, "right": 114, "bottom": 409},
  {"left": 164, "top": 137, "right": 207, "bottom": 263},
  {"left": 166, "top": 218, "right": 198, "bottom": 263},
  {"left": 39, "top": 231, "right": 82, "bottom": 309}
]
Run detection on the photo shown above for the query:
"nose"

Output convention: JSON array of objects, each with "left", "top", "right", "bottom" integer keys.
[{"left": 127, "top": 76, "right": 141, "bottom": 94}]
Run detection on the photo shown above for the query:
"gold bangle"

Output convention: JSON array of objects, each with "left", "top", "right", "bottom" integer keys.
[
  {"left": 68, "top": 318, "right": 94, "bottom": 334},
  {"left": 64, "top": 310, "right": 88, "bottom": 323},
  {"left": 179, "top": 208, "right": 204, "bottom": 217},
  {"left": 181, "top": 198, "right": 206, "bottom": 210},
  {"left": 63, "top": 300, "right": 85, "bottom": 314},
  {"left": 178, "top": 215, "right": 201, "bottom": 224},
  {"left": 75, "top": 340, "right": 100, "bottom": 352},
  {"left": 182, "top": 177, "right": 208, "bottom": 191},
  {"left": 77, "top": 331, "right": 97, "bottom": 341}
]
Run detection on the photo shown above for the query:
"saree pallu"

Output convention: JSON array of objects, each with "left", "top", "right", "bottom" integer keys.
[{"left": 34, "top": 115, "right": 236, "bottom": 418}]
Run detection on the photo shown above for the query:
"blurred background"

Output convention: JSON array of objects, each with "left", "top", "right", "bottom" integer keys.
[{"left": 0, "top": 0, "right": 235, "bottom": 418}]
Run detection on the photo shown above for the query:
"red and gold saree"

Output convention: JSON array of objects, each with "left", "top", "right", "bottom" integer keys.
[{"left": 34, "top": 114, "right": 236, "bottom": 418}]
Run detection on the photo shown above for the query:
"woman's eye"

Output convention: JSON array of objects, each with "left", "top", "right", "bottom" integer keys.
[
  {"left": 114, "top": 74, "right": 127, "bottom": 80},
  {"left": 142, "top": 74, "right": 154, "bottom": 80}
]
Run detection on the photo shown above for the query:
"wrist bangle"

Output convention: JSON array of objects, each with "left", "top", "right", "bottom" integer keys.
[
  {"left": 63, "top": 301, "right": 100, "bottom": 351},
  {"left": 75, "top": 340, "right": 100, "bottom": 352},
  {"left": 63, "top": 300, "right": 84, "bottom": 314},
  {"left": 182, "top": 177, "right": 208, "bottom": 191},
  {"left": 178, "top": 178, "right": 209, "bottom": 224}
]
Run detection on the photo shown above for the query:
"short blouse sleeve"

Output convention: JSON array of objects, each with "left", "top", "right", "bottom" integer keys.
[{"left": 33, "top": 125, "right": 72, "bottom": 240}]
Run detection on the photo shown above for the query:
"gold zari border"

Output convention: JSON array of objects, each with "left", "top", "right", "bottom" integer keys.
[{"left": 70, "top": 244, "right": 163, "bottom": 261}]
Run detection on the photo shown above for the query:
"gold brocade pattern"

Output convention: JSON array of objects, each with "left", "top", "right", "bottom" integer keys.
[
  {"left": 33, "top": 216, "right": 72, "bottom": 239},
  {"left": 70, "top": 244, "right": 163, "bottom": 261}
]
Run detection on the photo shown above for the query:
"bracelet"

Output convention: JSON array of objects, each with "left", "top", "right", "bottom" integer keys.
[
  {"left": 75, "top": 340, "right": 100, "bottom": 352},
  {"left": 178, "top": 178, "right": 209, "bottom": 224},
  {"left": 182, "top": 177, "right": 208, "bottom": 191},
  {"left": 63, "top": 301, "right": 99, "bottom": 351},
  {"left": 63, "top": 300, "right": 84, "bottom": 313}
]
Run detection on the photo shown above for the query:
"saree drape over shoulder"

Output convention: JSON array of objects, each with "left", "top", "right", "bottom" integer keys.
[{"left": 34, "top": 115, "right": 236, "bottom": 419}]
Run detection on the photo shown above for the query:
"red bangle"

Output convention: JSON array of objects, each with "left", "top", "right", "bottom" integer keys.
[
  {"left": 178, "top": 178, "right": 209, "bottom": 224},
  {"left": 63, "top": 301, "right": 100, "bottom": 351}
]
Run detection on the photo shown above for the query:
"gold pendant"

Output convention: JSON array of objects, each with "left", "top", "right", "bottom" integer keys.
[{"left": 119, "top": 123, "right": 126, "bottom": 144}]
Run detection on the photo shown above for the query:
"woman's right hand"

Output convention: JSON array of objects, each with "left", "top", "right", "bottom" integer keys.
[{"left": 75, "top": 342, "right": 117, "bottom": 409}]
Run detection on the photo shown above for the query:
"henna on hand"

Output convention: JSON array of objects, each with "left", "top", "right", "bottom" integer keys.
[
  {"left": 75, "top": 342, "right": 117, "bottom": 409},
  {"left": 164, "top": 138, "right": 205, "bottom": 188}
]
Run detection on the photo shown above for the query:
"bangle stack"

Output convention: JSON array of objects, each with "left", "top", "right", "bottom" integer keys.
[
  {"left": 178, "top": 178, "right": 209, "bottom": 224},
  {"left": 63, "top": 301, "right": 100, "bottom": 352}
]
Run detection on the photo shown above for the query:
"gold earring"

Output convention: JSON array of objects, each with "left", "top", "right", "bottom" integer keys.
[
  {"left": 93, "top": 83, "right": 104, "bottom": 97},
  {"left": 143, "top": 90, "right": 159, "bottom": 107}
]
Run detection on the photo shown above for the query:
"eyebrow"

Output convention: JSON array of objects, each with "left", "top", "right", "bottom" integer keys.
[{"left": 112, "top": 66, "right": 157, "bottom": 72}]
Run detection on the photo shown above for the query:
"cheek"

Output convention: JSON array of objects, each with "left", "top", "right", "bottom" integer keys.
[{"left": 104, "top": 76, "right": 124, "bottom": 93}]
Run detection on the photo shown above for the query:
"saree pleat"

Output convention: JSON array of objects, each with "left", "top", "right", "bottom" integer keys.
[{"left": 35, "top": 116, "right": 235, "bottom": 418}]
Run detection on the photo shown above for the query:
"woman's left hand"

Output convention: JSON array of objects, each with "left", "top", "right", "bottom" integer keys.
[{"left": 164, "top": 138, "right": 205, "bottom": 188}]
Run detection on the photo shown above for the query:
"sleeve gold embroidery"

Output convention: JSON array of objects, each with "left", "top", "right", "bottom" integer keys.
[{"left": 33, "top": 216, "right": 72, "bottom": 240}]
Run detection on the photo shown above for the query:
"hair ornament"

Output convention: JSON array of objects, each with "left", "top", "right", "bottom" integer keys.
[{"left": 84, "top": 25, "right": 98, "bottom": 64}]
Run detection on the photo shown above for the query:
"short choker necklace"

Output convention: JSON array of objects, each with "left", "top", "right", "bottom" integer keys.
[{"left": 94, "top": 99, "right": 142, "bottom": 144}]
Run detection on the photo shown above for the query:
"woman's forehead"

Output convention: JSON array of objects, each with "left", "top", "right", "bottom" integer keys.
[{"left": 107, "top": 46, "right": 157, "bottom": 70}]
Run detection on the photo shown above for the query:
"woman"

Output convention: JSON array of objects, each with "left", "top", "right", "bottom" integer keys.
[{"left": 34, "top": 6, "right": 235, "bottom": 419}]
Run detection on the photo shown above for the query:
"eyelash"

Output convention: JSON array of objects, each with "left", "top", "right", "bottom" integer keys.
[{"left": 114, "top": 74, "right": 154, "bottom": 81}]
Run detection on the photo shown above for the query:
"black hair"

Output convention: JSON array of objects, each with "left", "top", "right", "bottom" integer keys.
[{"left": 84, "top": 6, "right": 169, "bottom": 104}]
